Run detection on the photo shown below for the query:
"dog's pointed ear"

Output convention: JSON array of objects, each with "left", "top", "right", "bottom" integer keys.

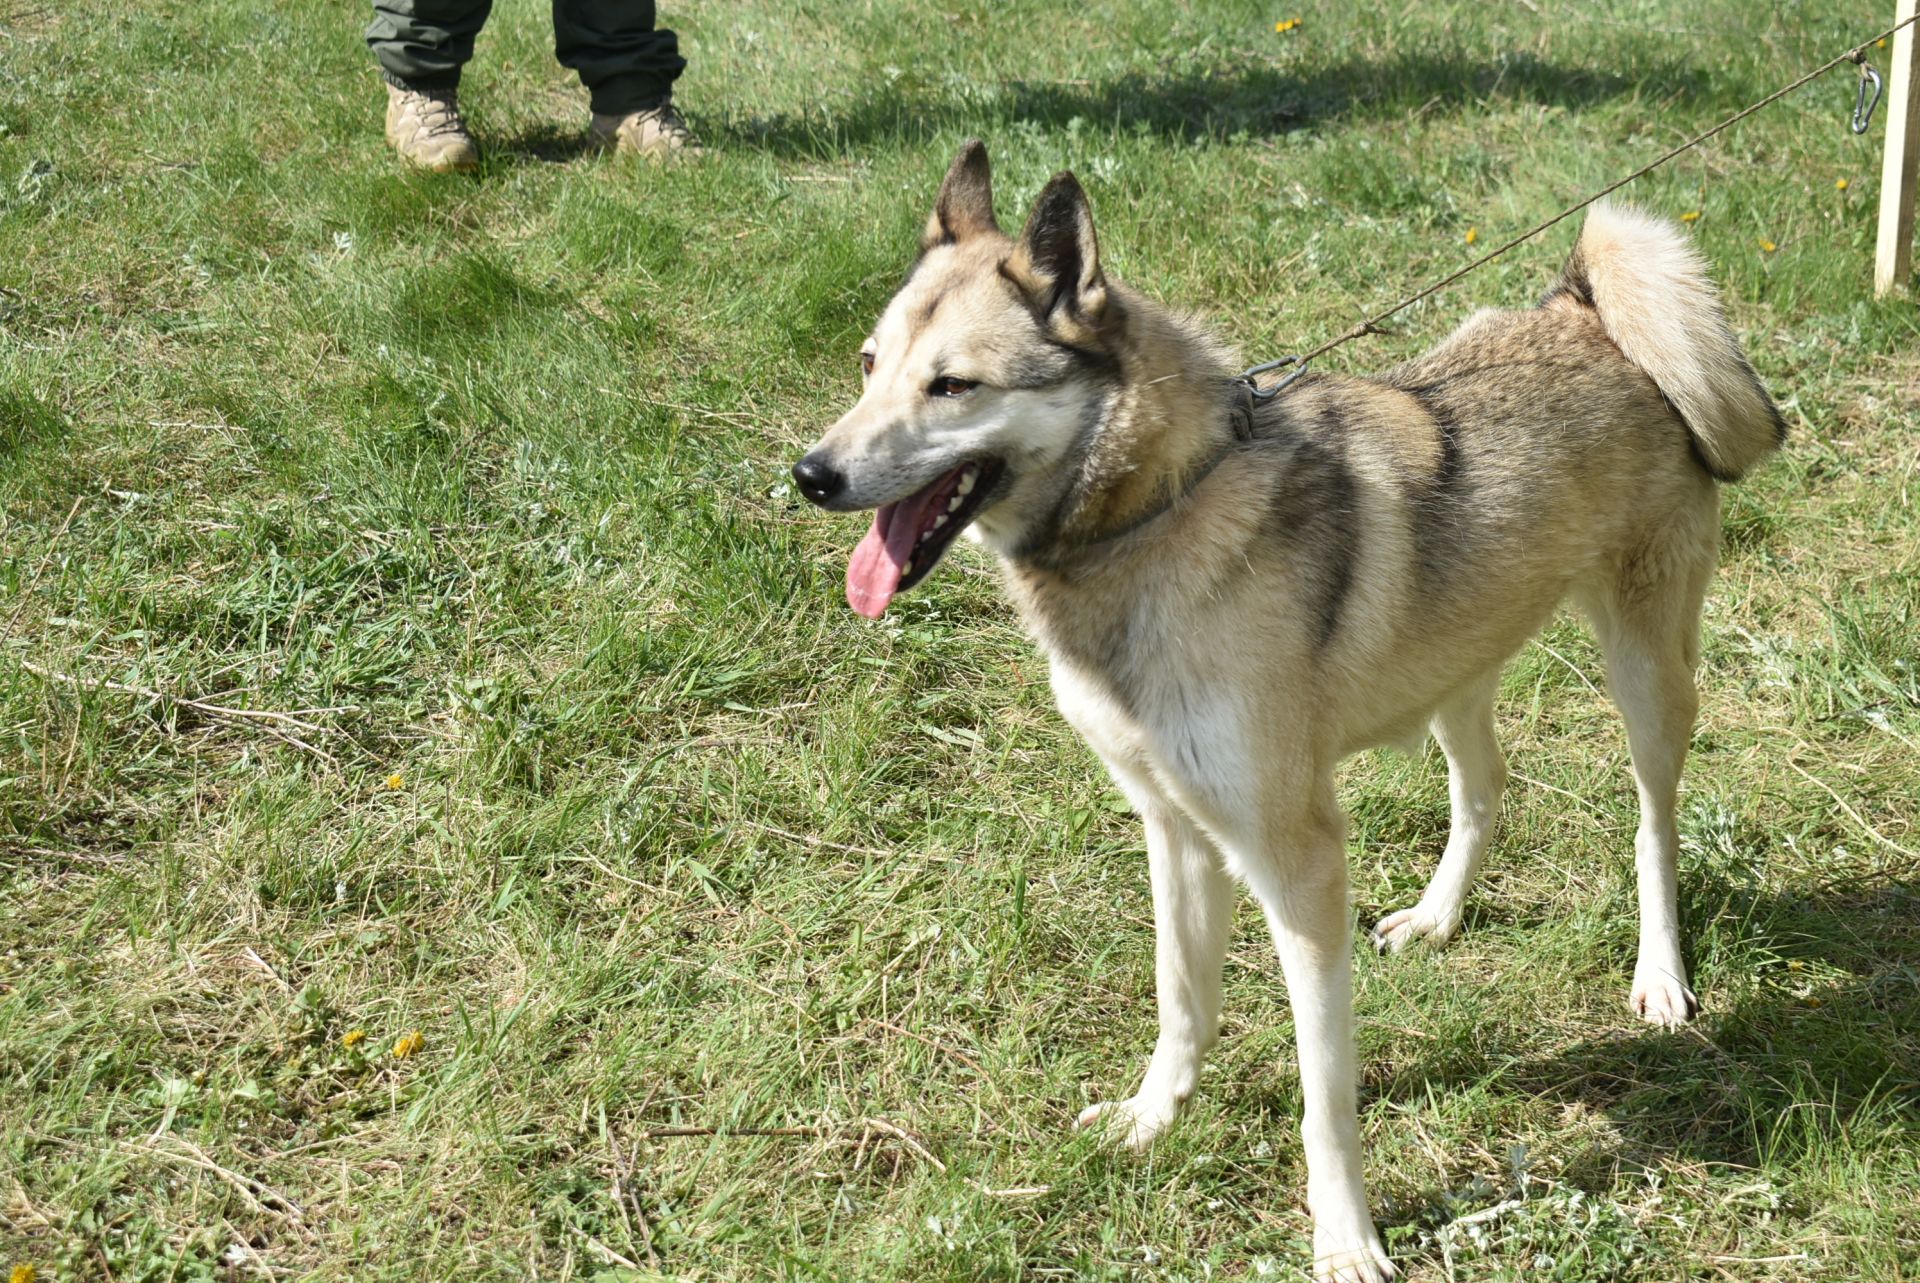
[
  {"left": 922, "top": 140, "right": 998, "bottom": 249},
  {"left": 1005, "top": 171, "right": 1107, "bottom": 328}
]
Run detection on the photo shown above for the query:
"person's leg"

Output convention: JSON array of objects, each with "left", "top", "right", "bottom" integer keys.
[
  {"left": 552, "top": 0, "right": 685, "bottom": 115},
  {"left": 367, "top": 0, "right": 495, "bottom": 91}
]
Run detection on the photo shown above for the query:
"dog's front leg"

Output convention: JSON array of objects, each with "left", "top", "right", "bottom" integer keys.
[
  {"left": 1077, "top": 773, "right": 1233, "bottom": 1151},
  {"left": 1241, "top": 804, "right": 1394, "bottom": 1283}
]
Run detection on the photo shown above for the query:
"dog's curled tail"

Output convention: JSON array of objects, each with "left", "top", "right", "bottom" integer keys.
[{"left": 1551, "top": 200, "right": 1785, "bottom": 482}]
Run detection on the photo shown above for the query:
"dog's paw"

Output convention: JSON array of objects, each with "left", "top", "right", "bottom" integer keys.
[
  {"left": 1314, "top": 1227, "right": 1396, "bottom": 1282},
  {"left": 1370, "top": 902, "right": 1459, "bottom": 953},
  {"left": 1630, "top": 967, "right": 1700, "bottom": 1027},
  {"left": 1075, "top": 1094, "right": 1180, "bottom": 1152}
]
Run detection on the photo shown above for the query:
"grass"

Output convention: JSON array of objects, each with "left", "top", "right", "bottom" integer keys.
[{"left": 2, "top": 0, "right": 1918, "bottom": 1279}]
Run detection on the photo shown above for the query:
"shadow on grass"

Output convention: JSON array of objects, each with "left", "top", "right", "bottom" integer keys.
[
  {"left": 1370, "top": 876, "right": 1919, "bottom": 1195},
  {"left": 485, "top": 120, "right": 597, "bottom": 165},
  {"left": 720, "top": 49, "right": 1721, "bottom": 156}
]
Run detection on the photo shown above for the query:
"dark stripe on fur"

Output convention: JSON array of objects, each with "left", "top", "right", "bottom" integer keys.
[
  {"left": 1396, "top": 385, "right": 1469, "bottom": 582},
  {"left": 1254, "top": 397, "right": 1357, "bottom": 652},
  {"left": 916, "top": 287, "right": 947, "bottom": 327},
  {"left": 1314, "top": 469, "right": 1357, "bottom": 651}
]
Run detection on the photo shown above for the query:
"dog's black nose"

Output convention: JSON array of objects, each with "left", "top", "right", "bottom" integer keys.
[{"left": 791, "top": 454, "right": 845, "bottom": 505}]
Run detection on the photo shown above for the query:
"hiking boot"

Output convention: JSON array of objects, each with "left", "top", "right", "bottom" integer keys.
[
  {"left": 385, "top": 82, "right": 480, "bottom": 172},
  {"left": 589, "top": 100, "right": 704, "bottom": 162}
]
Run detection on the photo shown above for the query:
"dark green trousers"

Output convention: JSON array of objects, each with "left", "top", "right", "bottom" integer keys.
[{"left": 367, "top": 1, "right": 684, "bottom": 115}]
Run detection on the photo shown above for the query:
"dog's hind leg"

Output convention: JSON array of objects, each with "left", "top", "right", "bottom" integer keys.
[
  {"left": 1372, "top": 671, "right": 1506, "bottom": 952},
  {"left": 1077, "top": 769, "right": 1235, "bottom": 1150},
  {"left": 1578, "top": 512, "right": 1715, "bottom": 1027}
]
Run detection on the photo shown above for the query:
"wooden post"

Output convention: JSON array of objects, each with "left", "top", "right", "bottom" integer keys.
[{"left": 1876, "top": 0, "right": 1920, "bottom": 295}]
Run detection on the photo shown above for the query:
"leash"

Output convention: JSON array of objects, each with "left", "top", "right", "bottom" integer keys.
[{"left": 1234, "top": 13, "right": 1920, "bottom": 398}]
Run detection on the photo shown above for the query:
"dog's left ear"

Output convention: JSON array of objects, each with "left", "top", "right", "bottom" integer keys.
[
  {"left": 923, "top": 140, "right": 999, "bottom": 249},
  {"left": 1005, "top": 171, "right": 1108, "bottom": 337}
]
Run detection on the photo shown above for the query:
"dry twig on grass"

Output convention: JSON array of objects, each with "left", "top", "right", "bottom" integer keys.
[{"left": 13, "top": 657, "right": 358, "bottom": 764}]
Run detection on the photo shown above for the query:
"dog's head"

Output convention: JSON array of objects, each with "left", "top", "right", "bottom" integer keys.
[{"left": 793, "top": 141, "right": 1118, "bottom": 617}]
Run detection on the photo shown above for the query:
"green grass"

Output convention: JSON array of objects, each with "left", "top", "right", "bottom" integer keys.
[{"left": 3, "top": 1, "right": 1918, "bottom": 1279}]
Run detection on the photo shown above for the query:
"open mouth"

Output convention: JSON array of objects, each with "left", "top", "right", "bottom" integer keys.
[{"left": 845, "top": 459, "right": 1004, "bottom": 618}]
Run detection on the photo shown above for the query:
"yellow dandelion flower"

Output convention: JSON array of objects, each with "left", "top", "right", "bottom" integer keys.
[
  {"left": 1464, "top": 227, "right": 1478, "bottom": 246},
  {"left": 1679, "top": 210, "right": 1701, "bottom": 223},
  {"left": 1787, "top": 959, "right": 1804, "bottom": 972},
  {"left": 385, "top": 772, "right": 404, "bottom": 790},
  {"left": 13, "top": 1264, "right": 39, "bottom": 1283},
  {"left": 1759, "top": 239, "right": 1777, "bottom": 253},
  {"left": 342, "top": 1028, "right": 366, "bottom": 1048},
  {"left": 1835, "top": 177, "right": 1849, "bottom": 191},
  {"left": 393, "top": 1029, "right": 424, "bottom": 1059},
  {"left": 1274, "top": 18, "right": 1302, "bottom": 33},
  {"left": 1878, "top": 38, "right": 1888, "bottom": 48}
]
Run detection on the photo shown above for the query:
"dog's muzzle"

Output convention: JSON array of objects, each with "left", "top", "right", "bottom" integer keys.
[{"left": 791, "top": 452, "right": 846, "bottom": 507}]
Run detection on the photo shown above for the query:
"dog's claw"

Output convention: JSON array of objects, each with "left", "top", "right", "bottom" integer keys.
[
  {"left": 1075, "top": 1095, "right": 1179, "bottom": 1152},
  {"left": 1630, "top": 973, "right": 1700, "bottom": 1027},
  {"left": 1371, "top": 903, "right": 1459, "bottom": 953},
  {"left": 1315, "top": 1234, "right": 1397, "bottom": 1282}
]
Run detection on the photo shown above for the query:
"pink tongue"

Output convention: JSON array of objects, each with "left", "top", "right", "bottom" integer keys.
[{"left": 845, "top": 474, "right": 955, "bottom": 618}]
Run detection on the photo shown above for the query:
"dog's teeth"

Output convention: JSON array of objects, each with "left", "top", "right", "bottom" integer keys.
[
  {"left": 947, "top": 496, "right": 963, "bottom": 512},
  {"left": 900, "top": 560, "right": 913, "bottom": 578},
  {"left": 933, "top": 514, "right": 948, "bottom": 529},
  {"left": 957, "top": 471, "right": 976, "bottom": 496}
]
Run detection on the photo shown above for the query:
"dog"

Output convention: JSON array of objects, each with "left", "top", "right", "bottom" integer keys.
[{"left": 792, "top": 141, "right": 1782, "bottom": 1282}]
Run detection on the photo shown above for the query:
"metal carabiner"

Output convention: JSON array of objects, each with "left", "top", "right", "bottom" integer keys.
[
  {"left": 1854, "top": 61, "right": 1883, "bottom": 134},
  {"left": 1235, "top": 355, "right": 1310, "bottom": 402}
]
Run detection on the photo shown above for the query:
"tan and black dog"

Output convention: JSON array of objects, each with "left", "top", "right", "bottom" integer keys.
[{"left": 793, "top": 141, "right": 1781, "bottom": 1282}]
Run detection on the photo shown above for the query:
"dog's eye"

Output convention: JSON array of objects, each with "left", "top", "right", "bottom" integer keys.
[
  {"left": 860, "top": 351, "right": 875, "bottom": 378},
  {"left": 928, "top": 376, "right": 977, "bottom": 398}
]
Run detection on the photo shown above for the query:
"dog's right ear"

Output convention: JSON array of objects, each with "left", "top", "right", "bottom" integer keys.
[{"left": 922, "top": 140, "right": 998, "bottom": 249}]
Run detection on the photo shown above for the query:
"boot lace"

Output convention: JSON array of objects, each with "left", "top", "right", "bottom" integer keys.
[
  {"left": 408, "top": 88, "right": 466, "bottom": 138},
  {"left": 637, "top": 103, "right": 696, "bottom": 146}
]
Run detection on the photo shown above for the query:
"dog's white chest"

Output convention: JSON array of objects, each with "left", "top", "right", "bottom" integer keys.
[
  {"left": 1049, "top": 658, "right": 1146, "bottom": 765},
  {"left": 1048, "top": 656, "right": 1253, "bottom": 820}
]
